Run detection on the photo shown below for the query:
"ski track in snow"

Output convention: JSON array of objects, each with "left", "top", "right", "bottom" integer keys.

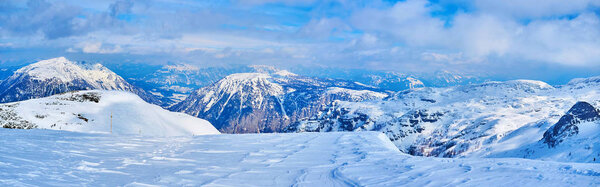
[{"left": 0, "top": 129, "right": 598, "bottom": 186}]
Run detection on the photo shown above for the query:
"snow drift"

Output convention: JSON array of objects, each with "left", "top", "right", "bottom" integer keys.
[{"left": 0, "top": 90, "right": 219, "bottom": 136}]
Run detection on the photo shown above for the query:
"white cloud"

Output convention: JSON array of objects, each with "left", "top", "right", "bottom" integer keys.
[
  {"left": 514, "top": 13, "right": 600, "bottom": 66},
  {"left": 450, "top": 13, "right": 516, "bottom": 57},
  {"left": 349, "top": 0, "right": 600, "bottom": 66},
  {"left": 0, "top": 43, "right": 13, "bottom": 47},
  {"left": 474, "top": 0, "right": 599, "bottom": 19},
  {"left": 299, "top": 18, "right": 351, "bottom": 39},
  {"left": 351, "top": 0, "right": 447, "bottom": 47},
  {"left": 236, "top": 0, "right": 318, "bottom": 6},
  {"left": 3, "top": 0, "right": 600, "bottom": 75},
  {"left": 78, "top": 42, "right": 123, "bottom": 54}
]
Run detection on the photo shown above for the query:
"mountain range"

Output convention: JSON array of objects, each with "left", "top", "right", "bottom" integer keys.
[
  {"left": 286, "top": 78, "right": 600, "bottom": 163},
  {"left": 106, "top": 62, "right": 484, "bottom": 106},
  {"left": 1, "top": 57, "right": 599, "bottom": 164}
]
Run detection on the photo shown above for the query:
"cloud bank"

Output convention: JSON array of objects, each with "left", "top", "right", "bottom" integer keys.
[{"left": 1, "top": 0, "right": 599, "bottom": 79}]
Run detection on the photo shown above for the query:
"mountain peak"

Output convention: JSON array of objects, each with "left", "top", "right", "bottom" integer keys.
[
  {"left": 505, "top": 80, "right": 554, "bottom": 90},
  {"left": 16, "top": 57, "right": 111, "bottom": 83},
  {"left": 0, "top": 57, "right": 160, "bottom": 105},
  {"left": 26, "top": 57, "right": 73, "bottom": 68},
  {"left": 566, "top": 76, "right": 600, "bottom": 87},
  {"left": 211, "top": 73, "right": 284, "bottom": 96},
  {"left": 542, "top": 101, "right": 600, "bottom": 147},
  {"left": 566, "top": 102, "right": 600, "bottom": 118}
]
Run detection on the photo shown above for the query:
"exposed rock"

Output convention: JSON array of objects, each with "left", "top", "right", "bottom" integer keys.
[{"left": 542, "top": 101, "right": 600, "bottom": 147}]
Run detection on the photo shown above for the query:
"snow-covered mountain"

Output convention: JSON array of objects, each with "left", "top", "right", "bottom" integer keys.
[
  {"left": 363, "top": 72, "right": 425, "bottom": 90},
  {"left": 0, "top": 57, "right": 161, "bottom": 105},
  {"left": 170, "top": 71, "right": 388, "bottom": 133},
  {"left": 287, "top": 76, "right": 600, "bottom": 162},
  {"left": 0, "top": 90, "right": 219, "bottom": 136},
  {"left": 417, "top": 70, "right": 487, "bottom": 88}
]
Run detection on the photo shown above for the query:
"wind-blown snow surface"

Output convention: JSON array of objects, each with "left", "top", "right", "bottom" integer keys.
[
  {"left": 0, "top": 130, "right": 598, "bottom": 186},
  {"left": 0, "top": 90, "right": 219, "bottom": 136}
]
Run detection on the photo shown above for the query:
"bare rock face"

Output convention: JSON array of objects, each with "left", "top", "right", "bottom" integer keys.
[
  {"left": 542, "top": 101, "right": 600, "bottom": 147},
  {"left": 170, "top": 72, "right": 388, "bottom": 133},
  {"left": 0, "top": 57, "right": 160, "bottom": 106}
]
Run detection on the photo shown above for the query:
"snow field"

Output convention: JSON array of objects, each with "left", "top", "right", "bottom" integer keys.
[{"left": 0, "top": 129, "right": 598, "bottom": 186}]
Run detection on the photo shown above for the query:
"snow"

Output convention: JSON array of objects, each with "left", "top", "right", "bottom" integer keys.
[
  {"left": 160, "top": 85, "right": 194, "bottom": 93},
  {"left": 566, "top": 76, "right": 600, "bottom": 85},
  {"left": 274, "top": 70, "right": 297, "bottom": 77},
  {"left": 168, "top": 93, "right": 188, "bottom": 102},
  {"left": 0, "top": 130, "right": 597, "bottom": 186},
  {"left": 293, "top": 78, "right": 600, "bottom": 160},
  {"left": 492, "top": 121, "right": 600, "bottom": 163},
  {"left": 163, "top": 64, "right": 200, "bottom": 71},
  {"left": 406, "top": 77, "right": 424, "bottom": 89},
  {"left": 217, "top": 73, "right": 284, "bottom": 96},
  {"left": 0, "top": 90, "right": 219, "bottom": 136},
  {"left": 190, "top": 72, "right": 285, "bottom": 114},
  {"left": 0, "top": 57, "right": 161, "bottom": 106},
  {"left": 325, "top": 87, "right": 388, "bottom": 100},
  {"left": 14, "top": 57, "right": 127, "bottom": 89},
  {"left": 504, "top": 79, "right": 555, "bottom": 90}
]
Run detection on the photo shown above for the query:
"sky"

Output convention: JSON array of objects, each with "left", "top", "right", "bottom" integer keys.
[{"left": 1, "top": 0, "right": 600, "bottom": 82}]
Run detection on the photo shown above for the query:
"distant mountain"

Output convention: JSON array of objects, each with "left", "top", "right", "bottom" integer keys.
[
  {"left": 0, "top": 90, "right": 219, "bottom": 136},
  {"left": 287, "top": 77, "right": 600, "bottom": 162},
  {"left": 109, "top": 63, "right": 485, "bottom": 106},
  {"left": 286, "top": 67, "right": 425, "bottom": 91},
  {"left": 363, "top": 72, "right": 425, "bottom": 90},
  {"left": 170, "top": 71, "right": 388, "bottom": 133},
  {"left": 0, "top": 57, "right": 161, "bottom": 105},
  {"left": 417, "top": 70, "right": 487, "bottom": 88},
  {"left": 287, "top": 67, "right": 490, "bottom": 91}
]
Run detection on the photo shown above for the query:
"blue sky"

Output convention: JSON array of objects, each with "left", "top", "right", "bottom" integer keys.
[{"left": 1, "top": 0, "right": 600, "bottom": 82}]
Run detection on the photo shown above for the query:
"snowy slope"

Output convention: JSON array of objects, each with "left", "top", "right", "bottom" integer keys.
[
  {"left": 0, "top": 129, "right": 597, "bottom": 186},
  {"left": 0, "top": 57, "right": 160, "bottom": 105},
  {"left": 489, "top": 101, "right": 600, "bottom": 163},
  {"left": 0, "top": 90, "right": 219, "bottom": 136},
  {"left": 289, "top": 77, "right": 600, "bottom": 161}
]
